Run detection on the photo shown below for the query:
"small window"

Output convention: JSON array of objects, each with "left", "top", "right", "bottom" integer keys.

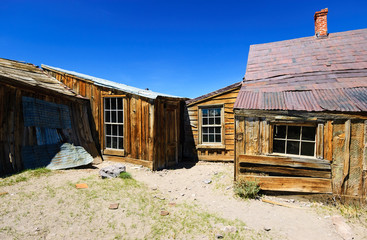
[
  {"left": 104, "top": 97, "right": 124, "bottom": 150},
  {"left": 273, "top": 125, "right": 316, "bottom": 157},
  {"left": 201, "top": 107, "right": 222, "bottom": 143}
]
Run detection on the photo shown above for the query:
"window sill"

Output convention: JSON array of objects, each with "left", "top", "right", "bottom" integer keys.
[
  {"left": 196, "top": 144, "right": 226, "bottom": 150},
  {"left": 104, "top": 149, "right": 125, "bottom": 156}
]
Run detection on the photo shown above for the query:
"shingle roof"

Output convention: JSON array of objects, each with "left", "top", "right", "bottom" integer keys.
[
  {"left": 0, "top": 58, "right": 78, "bottom": 97},
  {"left": 234, "top": 28, "right": 367, "bottom": 112},
  {"left": 42, "top": 64, "right": 183, "bottom": 100},
  {"left": 186, "top": 81, "right": 242, "bottom": 105}
]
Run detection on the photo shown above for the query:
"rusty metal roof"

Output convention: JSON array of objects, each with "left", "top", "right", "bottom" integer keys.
[
  {"left": 0, "top": 58, "right": 79, "bottom": 97},
  {"left": 235, "top": 28, "right": 367, "bottom": 112}
]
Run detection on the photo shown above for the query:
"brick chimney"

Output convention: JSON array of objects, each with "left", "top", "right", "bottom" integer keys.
[{"left": 314, "top": 8, "right": 328, "bottom": 38}]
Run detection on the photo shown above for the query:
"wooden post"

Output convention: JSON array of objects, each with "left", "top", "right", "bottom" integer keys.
[
  {"left": 234, "top": 115, "right": 245, "bottom": 181},
  {"left": 342, "top": 120, "right": 351, "bottom": 194}
]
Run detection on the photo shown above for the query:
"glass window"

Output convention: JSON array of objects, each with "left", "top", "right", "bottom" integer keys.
[
  {"left": 104, "top": 97, "right": 124, "bottom": 150},
  {"left": 273, "top": 125, "right": 316, "bottom": 157},
  {"left": 201, "top": 107, "right": 222, "bottom": 144}
]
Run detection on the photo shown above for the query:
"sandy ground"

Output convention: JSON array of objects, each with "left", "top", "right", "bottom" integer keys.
[
  {"left": 1, "top": 160, "right": 366, "bottom": 240},
  {"left": 122, "top": 161, "right": 367, "bottom": 240}
]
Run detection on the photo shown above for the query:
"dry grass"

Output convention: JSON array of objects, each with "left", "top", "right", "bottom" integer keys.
[{"left": 0, "top": 169, "right": 274, "bottom": 240}]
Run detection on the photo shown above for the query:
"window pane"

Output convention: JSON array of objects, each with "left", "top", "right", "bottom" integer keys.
[
  {"left": 287, "top": 140, "right": 300, "bottom": 155},
  {"left": 112, "top": 125, "right": 118, "bottom": 136},
  {"left": 118, "top": 110, "right": 123, "bottom": 123},
  {"left": 111, "top": 98, "right": 116, "bottom": 109},
  {"left": 112, "top": 137, "right": 118, "bottom": 149},
  {"left": 288, "top": 126, "right": 301, "bottom": 139},
  {"left": 209, "top": 135, "right": 214, "bottom": 142},
  {"left": 202, "top": 109, "right": 208, "bottom": 117},
  {"left": 209, "top": 127, "right": 214, "bottom": 133},
  {"left": 301, "top": 142, "right": 315, "bottom": 156},
  {"left": 302, "top": 127, "right": 316, "bottom": 141},
  {"left": 106, "top": 136, "right": 111, "bottom": 148},
  {"left": 274, "top": 125, "right": 286, "bottom": 139},
  {"left": 118, "top": 125, "right": 123, "bottom": 137},
  {"left": 215, "top": 117, "right": 221, "bottom": 124},
  {"left": 209, "top": 118, "right": 214, "bottom": 124},
  {"left": 118, "top": 137, "right": 123, "bottom": 149},
  {"left": 209, "top": 109, "right": 215, "bottom": 116},
  {"left": 106, "top": 125, "right": 111, "bottom": 135},
  {"left": 203, "top": 127, "right": 208, "bottom": 133},
  {"left": 111, "top": 111, "right": 117, "bottom": 123},
  {"left": 273, "top": 140, "right": 285, "bottom": 153},
  {"left": 215, "top": 135, "right": 221, "bottom": 142},
  {"left": 214, "top": 108, "right": 221, "bottom": 116},
  {"left": 203, "top": 134, "right": 208, "bottom": 142},
  {"left": 117, "top": 98, "right": 123, "bottom": 110},
  {"left": 105, "top": 110, "right": 110, "bottom": 122},
  {"left": 105, "top": 98, "right": 110, "bottom": 110},
  {"left": 203, "top": 118, "right": 208, "bottom": 125},
  {"left": 215, "top": 127, "right": 221, "bottom": 134}
]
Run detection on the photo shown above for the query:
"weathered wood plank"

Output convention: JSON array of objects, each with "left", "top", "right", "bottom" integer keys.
[
  {"left": 239, "top": 175, "right": 332, "bottom": 193},
  {"left": 198, "top": 155, "right": 234, "bottom": 161},
  {"left": 239, "top": 155, "right": 331, "bottom": 170},
  {"left": 103, "top": 155, "right": 153, "bottom": 169},
  {"left": 239, "top": 163, "right": 331, "bottom": 178}
]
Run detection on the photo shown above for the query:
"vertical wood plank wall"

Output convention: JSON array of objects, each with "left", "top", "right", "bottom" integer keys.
[
  {"left": 45, "top": 69, "right": 182, "bottom": 170},
  {"left": 234, "top": 115, "right": 367, "bottom": 199},
  {"left": 184, "top": 87, "right": 240, "bottom": 162}
]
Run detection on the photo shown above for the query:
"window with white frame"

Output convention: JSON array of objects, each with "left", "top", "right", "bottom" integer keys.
[
  {"left": 273, "top": 125, "right": 316, "bottom": 157},
  {"left": 104, "top": 97, "right": 124, "bottom": 150},
  {"left": 201, "top": 107, "right": 222, "bottom": 143}
]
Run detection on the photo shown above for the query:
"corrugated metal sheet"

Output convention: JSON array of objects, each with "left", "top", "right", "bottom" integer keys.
[
  {"left": 42, "top": 64, "right": 183, "bottom": 100},
  {"left": 234, "top": 87, "right": 367, "bottom": 112},
  {"left": 22, "top": 97, "right": 72, "bottom": 129},
  {"left": 22, "top": 143, "right": 93, "bottom": 170}
]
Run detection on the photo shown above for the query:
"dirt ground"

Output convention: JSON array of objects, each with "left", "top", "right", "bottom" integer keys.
[
  {"left": 1, "top": 160, "right": 366, "bottom": 240},
  {"left": 125, "top": 161, "right": 366, "bottom": 240}
]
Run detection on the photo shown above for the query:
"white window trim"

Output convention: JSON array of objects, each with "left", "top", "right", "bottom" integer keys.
[
  {"left": 197, "top": 104, "right": 225, "bottom": 148},
  {"left": 103, "top": 96, "right": 126, "bottom": 156}
]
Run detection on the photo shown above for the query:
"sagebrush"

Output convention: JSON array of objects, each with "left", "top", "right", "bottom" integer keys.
[{"left": 234, "top": 179, "right": 260, "bottom": 199}]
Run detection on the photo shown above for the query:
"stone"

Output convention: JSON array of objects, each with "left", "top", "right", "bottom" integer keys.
[
  {"left": 203, "top": 179, "right": 212, "bottom": 184},
  {"left": 221, "top": 226, "right": 237, "bottom": 233},
  {"left": 215, "top": 233, "right": 224, "bottom": 239},
  {"left": 263, "top": 227, "right": 271, "bottom": 231},
  {"left": 99, "top": 164, "right": 126, "bottom": 178},
  {"left": 109, "top": 203, "right": 119, "bottom": 210},
  {"left": 160, "top": 210, "right": 169, "bottom": 216}
]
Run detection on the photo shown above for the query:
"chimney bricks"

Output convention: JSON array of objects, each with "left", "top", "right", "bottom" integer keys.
[{"left": 314, "top": 8, "right": 328, "bottom": 38}]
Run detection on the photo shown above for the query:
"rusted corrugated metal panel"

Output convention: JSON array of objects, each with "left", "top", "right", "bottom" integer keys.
[
  {"left": 234, "top": 87, "right": 367, "bottom": 112},
  {"left": 314, "top": 89, "right": 360, "bottom": 112}
]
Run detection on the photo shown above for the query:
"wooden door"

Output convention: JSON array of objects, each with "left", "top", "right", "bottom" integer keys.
[{"left": 164, "top": 105, "right": 178, "bottom": 168}]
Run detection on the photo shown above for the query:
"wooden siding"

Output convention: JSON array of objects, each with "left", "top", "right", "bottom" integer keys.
[
  {"left": 45, "top": 69, "right": 182, "bottom": 170},
  {"left": 0, "top": 81, "right": 101, "bottom": 175},
  {"left": 184, "top": 87, "right": 240, "bottom": 162},
  {"left": 235, "top": 113, "right": 367, "bottom": 199}
]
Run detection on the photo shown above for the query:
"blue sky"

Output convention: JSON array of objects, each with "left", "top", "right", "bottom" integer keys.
[{"left": 1, "top": 0, "right": 366, "bottom": 98}]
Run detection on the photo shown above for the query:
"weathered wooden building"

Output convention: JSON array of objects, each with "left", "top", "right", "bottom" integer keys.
[
  {"left": 234, "top": 9, "right": 367, "bottom": 200},
  {"left": 42, "top": 65, "right": 185, "bottom": 170},
  {"left": 0, "top": 58, "right": 101, "bottom": 176},
  {"left": 184, "top": 82, "right": 241, "bottom": 161}
]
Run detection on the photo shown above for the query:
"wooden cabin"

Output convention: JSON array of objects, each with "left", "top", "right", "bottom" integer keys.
[
  {"left": 42, "top": 65, "right": 185, "bottom": 170},
  {"left": 184, "top": 82, "right": 241, "bottom": 162},
  {"left": 234, "top": 10, "right": 367, "bottom": 201},
  {"left": 0, "top": 58, "right": 101, "bottom": 176}
]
